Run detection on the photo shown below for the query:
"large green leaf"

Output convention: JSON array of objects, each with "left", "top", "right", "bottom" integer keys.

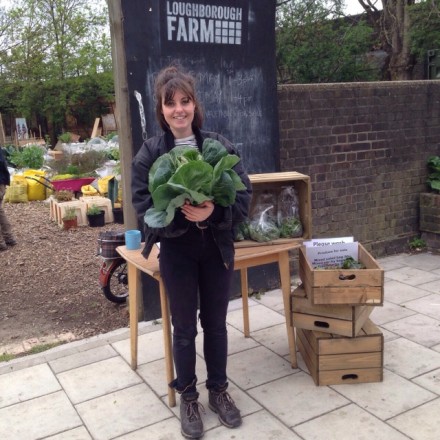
[
  {"left": 212, "top": 154, "right": 240, "bottom": 182},
  {"left": 202, "top": 138, "right": 228, "bottom": 166},
  {"left": 212, "top": 171, "right": 236, "bottom": 207},
  {"left": 148, "top": 153, "right": 175, "bottom": 193},
  {"left": 151, "top": 183, "right": 186, "bottom": 210},
  {"left": 144, "top": 207, "right": 168, "bottom": 228},
  {"left": 169, "top": 161, "right": 213, "bottom": 193}
]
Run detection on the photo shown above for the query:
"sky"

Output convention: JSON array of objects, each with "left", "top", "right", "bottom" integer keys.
[{"left": 344, "top": 0, "right": 382, "bottom": 16}]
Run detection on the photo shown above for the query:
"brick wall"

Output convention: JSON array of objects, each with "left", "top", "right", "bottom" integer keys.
[{"left": 278, "top": 80, "right": 440, "bottom": 256}]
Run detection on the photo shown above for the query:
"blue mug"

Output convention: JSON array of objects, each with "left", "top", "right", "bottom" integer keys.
[{"left": 125, "top": 230, "right": 141, "bottom": 250}]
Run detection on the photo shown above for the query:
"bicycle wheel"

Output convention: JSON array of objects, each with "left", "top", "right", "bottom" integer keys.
[{"left": 102, "top": 260, "right": 128, "bottom": 303}]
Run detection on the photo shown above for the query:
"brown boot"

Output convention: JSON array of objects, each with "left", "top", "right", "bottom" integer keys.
[
  {"left": 208, "top": 389, "right": 242, "bottom": 428},
  {"left": 180, "top": 393, "right": 205, "bottom": 439}
]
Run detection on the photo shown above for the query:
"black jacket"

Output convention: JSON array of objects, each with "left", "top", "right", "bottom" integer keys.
[
  {"left": 131, "top": 128, "right": 252, "bottom": 266},
  {"left": 0, "top": 148, "right": 11, "bottom": 186}
]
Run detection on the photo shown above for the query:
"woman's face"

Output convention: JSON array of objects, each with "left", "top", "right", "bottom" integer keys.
[{"left": 161, "top": 89, "right": 196, "bottom": 138}]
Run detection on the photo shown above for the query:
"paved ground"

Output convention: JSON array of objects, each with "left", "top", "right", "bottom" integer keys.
[{"left": 1, "top": 252, "right": 440, "bottom": 440}]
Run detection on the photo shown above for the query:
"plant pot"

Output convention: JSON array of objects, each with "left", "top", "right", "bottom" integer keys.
[
  {"left": 87, "top": 210, "right": 105, "bottom": 227},
  {"left": 113, "top": 208, "right": 124, "bottom": 224},
  {"left": 62, "top": 218, "right": 78, "bottom": 230}
]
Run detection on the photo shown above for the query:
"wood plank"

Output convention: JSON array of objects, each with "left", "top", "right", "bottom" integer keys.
[
  {"left": 292, "top": 312, "right": 355, "bottom": 337},
  {"left": 91, "top": 118, "right": 101, "bottom": 138},
  {"left": 296, "top": 331, "right": 319, "bottom": 385},
  {"left": 311, "top": 286, "right": 383, "bottom": 305},
  {"left": 319, "top": 352, "right": 383, "bottom": 371},
  {"left": 318, "top": 368, "right": 383, "bottom": 386},
  {"left": 292, "top": 287, "right": 357, "bottom": 320}
]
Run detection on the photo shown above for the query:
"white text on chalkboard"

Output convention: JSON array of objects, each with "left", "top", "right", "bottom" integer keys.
[{"left": 166, "top": 1, "right": 243, "bottom": 45}]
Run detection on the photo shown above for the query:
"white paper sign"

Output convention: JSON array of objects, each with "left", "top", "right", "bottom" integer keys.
[
  {"left": 303, "top": 236, "right": 354, "bottom": 248},
  {"left": 306, "top": 241, "right": 359, "bottom": 269}
]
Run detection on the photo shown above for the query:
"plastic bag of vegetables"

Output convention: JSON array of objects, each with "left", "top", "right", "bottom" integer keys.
[
  {"left": 277, "top": 186, "right": 303, "bottom": 238},
  {"left": 144, "top": 139, "right": 246, "bottom": 228},
  {"left": 248, "top": 206, "right": 280, "bottom": 242}
]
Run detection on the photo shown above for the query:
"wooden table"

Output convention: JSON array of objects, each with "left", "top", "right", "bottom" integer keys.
[{"left": 117, "top": 241, "right": 300, "bottom": 407}]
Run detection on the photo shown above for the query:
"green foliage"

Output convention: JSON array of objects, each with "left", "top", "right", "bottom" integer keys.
[
  {"left": 409, "top": 237, "right": 427, "bottom": 251},
  {"left": 8, "top": 145, "right": 45, "bottom": 169},
  {"left": 145, "top": 139, "right": 246, "bottom": 228},
  {"left": 409, "top": 1, "right": 440, "bottom": 60},
  {"left": 427, "top": 156, "right": 440, "bottom": 193},
  {"left": 62, "top": 207, "right": 77, "bottom": 220},
  {"left": 87, "top": 204, "right": 102, "bottom": 215},
  {"left": 276, "top": 0, "right": 378, "bottom": 83},
  {"left": 49, "top": 150, "right": 107, "bottom": 177},
  {"left": 0, "top": 0, "right": 112, "bottom": 137},
  {"left": 58, "top": 132, "right": 72, "bottom": 143}
]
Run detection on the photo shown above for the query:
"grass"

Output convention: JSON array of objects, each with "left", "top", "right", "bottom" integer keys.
[{"left": 0, "top": 341, "right": 66, "bottom": 362}]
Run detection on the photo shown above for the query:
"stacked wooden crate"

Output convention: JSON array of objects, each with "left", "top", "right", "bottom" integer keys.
[{"left": 291, "top": 243, "right": 384, "bottom": 386}]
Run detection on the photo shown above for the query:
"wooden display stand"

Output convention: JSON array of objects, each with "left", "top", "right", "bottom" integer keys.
[
  {"left": 236, "top": 171, "right": 312, "bottom": 248},
  {"left": 296, "top": 320, "right": 384, "bottom": 386},
  {"left": 298, "top": 243, "right": 384, "bottom": 305},
  {"left": 291, "top": 286, "right": 373, "bottom": 338}
]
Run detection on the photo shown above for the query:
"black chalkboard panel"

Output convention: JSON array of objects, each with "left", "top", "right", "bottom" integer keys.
[{"left": 121, "top": 0, "right": 279, "bottom": 173}]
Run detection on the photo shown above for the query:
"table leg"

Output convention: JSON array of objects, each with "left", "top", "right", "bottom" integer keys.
[
  {"left": 279, "top": 251, "right": 297, "bottom": 368},
  {"left": 240, "top": 268, "right": 250, "bottom": 337},
  {"left": 158, "top": 278, "right": 176, "bottom": 407},
  {"left": 128, "top": 263, "right": 138, "bottom": 370}
]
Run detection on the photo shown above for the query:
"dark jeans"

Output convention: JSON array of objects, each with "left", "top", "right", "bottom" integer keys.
[{"left": 159, "top": 224, "right": 234, "bottom": 394}]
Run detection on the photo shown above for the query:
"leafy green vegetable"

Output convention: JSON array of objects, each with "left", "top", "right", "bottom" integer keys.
[
  {"left": 341, "top": 257, "right": 365, "bottom": 269},
  {"left": 248, "top": 206, "right": 280, "bottom": 242},
  {"left": 145, "top": 139, "right": 246, "bottom": 228},
  {"left": 279, "top": 216, "right": 303, "bottom": 238}
]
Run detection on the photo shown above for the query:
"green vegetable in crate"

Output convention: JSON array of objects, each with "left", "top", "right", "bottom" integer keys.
[
  {"left": 279, "top": 216, "right": 303, "bottom": 238},
  {"left": 248, "top": 206, "right": 280, "bottom": 242},
  {"left": 145, "top": 139, "right": 246, "bottom": 228},
  {"left": 341, "top": 257, "right": 366, "bottom": 269}
]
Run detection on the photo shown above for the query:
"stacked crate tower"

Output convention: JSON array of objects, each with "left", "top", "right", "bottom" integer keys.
[{"left": 290, "top": 243, "right": 384, "bottom": 386}]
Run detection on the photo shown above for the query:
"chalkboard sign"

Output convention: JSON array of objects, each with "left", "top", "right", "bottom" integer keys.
[{"left": 121, "top": 0, "right": 279, "bottom": 173}]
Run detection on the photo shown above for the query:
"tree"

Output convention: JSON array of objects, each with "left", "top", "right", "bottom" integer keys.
[
  {"left": 356, "top": 0, "right": 418, "bottom": 80},
  {"left": 0, "top": 0, "right": 112, "bottom": 142},
  {"left": 276, "top": 0, "right": 377, "bottom": 83},
  {"left": 408, "top": 1, "right": 440, "bottom": 63}
]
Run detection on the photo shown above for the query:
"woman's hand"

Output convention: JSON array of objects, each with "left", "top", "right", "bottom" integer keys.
[{"left": 181, "top": 199, "right": 214, "bottom": 222}]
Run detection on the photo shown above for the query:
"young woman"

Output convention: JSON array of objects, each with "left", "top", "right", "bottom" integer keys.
[{"left": 131, "top": 65, "right": 252, "bottom": 439}]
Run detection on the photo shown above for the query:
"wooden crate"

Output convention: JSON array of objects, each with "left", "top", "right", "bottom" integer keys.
[
  {"left": 298, "top": 243, "right": 384, "bottom": 305},
  {"left": 297, "top": 319, "right": 383, "bottom": 386},
  {"left": 290, "top": 286, "right": 373, "bottom": 337},
  {"left": 235, "top": 171, "right": 312, "bottom": 248}
]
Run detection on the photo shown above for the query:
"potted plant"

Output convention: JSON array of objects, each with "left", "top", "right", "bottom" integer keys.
[
  {"left": 420, "top": 155, "right": 440, "bottom": 245},
  {"left": 87, "top": 204, "right": 105, "bottom": 227},
  {"left": 62, "top": 207, "right": 78, "bottom": 230},
  {"left": 54, "top": 189, "right": 74, "bottom": 202}
]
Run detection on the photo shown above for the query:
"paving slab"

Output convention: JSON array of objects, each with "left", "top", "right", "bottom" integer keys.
[
  {"left": 1, "top": 251, "right": 440, "bottom": 440},
  {"left": 0, "top": 391, "right": 82, "bottom": 440},
  {"left": 330, "top": 369, "right": 436, "bottom": 420},
  {"left": 294, "top": 403, "right": 410, "bottom": 440},
  {"left": 388, "top": 397, "right": 440, "bottom": 440}
]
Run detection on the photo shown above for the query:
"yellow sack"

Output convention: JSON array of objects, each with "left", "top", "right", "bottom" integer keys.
[
  {"left": 81, "top": 184, "right": 99, "bottom": 197},
  {"left": 98, "top": 175, "right": 114, "bottom": 195},
  {"left": 8, "top": 176, "right": 28, "bottom": 203},
  {"left": 23, "top": 169, "right": 47, "bottom": 201}
]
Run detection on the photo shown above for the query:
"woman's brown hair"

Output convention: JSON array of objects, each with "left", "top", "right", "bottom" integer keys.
[{"left": 154, "top": 65, "right": 204, "bottom": 132}]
